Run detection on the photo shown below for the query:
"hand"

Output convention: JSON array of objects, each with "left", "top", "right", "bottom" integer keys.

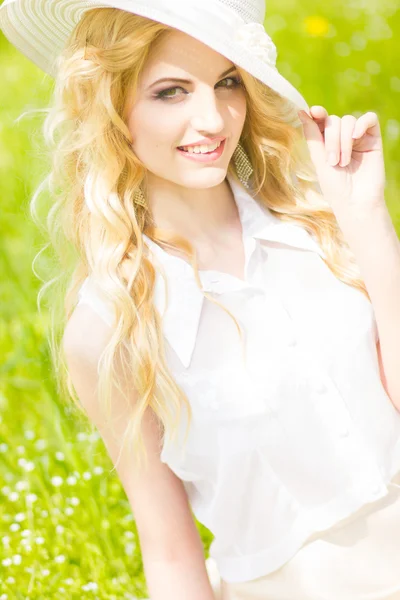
[{"left": 298, "top": 106, "right": 386, "bottom": 215}]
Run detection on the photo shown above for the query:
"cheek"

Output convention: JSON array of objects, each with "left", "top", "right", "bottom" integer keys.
[
  {"left": 238, "top": 95, "right": 247, "bottom": 124},
  {"left": 229, "top": 95, "right": 247, "bottom": 130},
  {"left": 128, "top": 103, "right": 178, "bottom": 152}
]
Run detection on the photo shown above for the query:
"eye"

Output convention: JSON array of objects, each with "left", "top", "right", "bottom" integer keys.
[{"left": 155, "top": 76, "right": 243, "bottom": 100}]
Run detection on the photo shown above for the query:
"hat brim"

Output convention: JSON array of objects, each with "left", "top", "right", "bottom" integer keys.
[{"left": 0, "top": 0, "right": 311, "bottom": 114}]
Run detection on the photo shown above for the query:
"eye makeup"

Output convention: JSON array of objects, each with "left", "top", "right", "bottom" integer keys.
[{"left": 154, "top": 76, "right": 243, "bottom": 100}]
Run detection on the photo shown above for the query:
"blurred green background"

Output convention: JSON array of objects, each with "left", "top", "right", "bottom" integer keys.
[{"left": 1, "top": 0, "right": 399, "bottom": 598}]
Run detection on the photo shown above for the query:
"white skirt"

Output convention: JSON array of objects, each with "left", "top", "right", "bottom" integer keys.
[{"left": 207, "top": 470, "right": 400, "bottom": 600}]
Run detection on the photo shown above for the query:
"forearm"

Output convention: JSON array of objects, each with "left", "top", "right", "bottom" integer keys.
[
  {"left": 335, "top": 200, "right": 400, "bottom": 409},
  {"left": 143, "top": 555, "right": 218, "bottom": 600}
]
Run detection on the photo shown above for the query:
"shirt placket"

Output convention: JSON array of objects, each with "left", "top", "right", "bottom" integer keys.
[{"left": 271, "top": 288, "right": 388, "bottom": 500}]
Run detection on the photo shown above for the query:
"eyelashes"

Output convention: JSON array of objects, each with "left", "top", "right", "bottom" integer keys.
[{"left": 155, "top": 76, "right": 243, "bottom": 100}]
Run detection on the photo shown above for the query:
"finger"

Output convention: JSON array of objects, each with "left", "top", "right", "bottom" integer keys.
[
  {"left": 339, "top": 115, "right": 358, "bottom": 167},
  {"left": 324, "top": 115, "right": 342, "bottom": 166},
  {"left": 297, "top": 110, "right": 327, "bottom": 173},
  {"left": 352, "top": 111, "right": 380, "bottom": 139},
  {"left": 309, "top": 105, "right": 329, "bottom": 136}
]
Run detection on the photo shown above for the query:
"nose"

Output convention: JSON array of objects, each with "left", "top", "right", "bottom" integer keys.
[{"left": 189, "top": 87, "right": 225, "bottom": 135}]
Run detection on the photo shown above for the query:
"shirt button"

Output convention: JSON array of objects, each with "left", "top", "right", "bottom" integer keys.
[
  {"left": 313, "top": 379, "right": 327, "bottom": 393},
  {"left": 338, "top": 428, "right": 350, "bottom": 438}
]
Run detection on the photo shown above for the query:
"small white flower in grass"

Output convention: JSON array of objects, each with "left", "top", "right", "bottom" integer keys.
[
  {"left": 21, "top": 530, "right": 31, "bottom": 537},
  {"left": 51, "top": 476, "right": 63, "bottom": 487},
  {"left": 41, "top": 510, "right": 48, "bottom": 517},
  {"left": 124, "top": 543, "right": 136, "bottom": 556},
  {"left": 55, "top": 452, "right": 65, "bottom": 461},
  {"left": 54, "top": 555, "right": 66, "bottom": 564},
  {"left": 42, "top": 569, "right": 50, "bottom": 576},
  {"left": 15, "top": 481, "right": 28, "bottom": 492},
  {"left": 65, "top": 507, "right": 74, "bottom": 516},
  {"left": 1, "top": 486, "right": 11, "bottom": 495},
  {"left": 16, "top": 446, "right": 25, "bottom": 455},
  {"left": 82, "top": 582, "right": 98, "bottom": 591},
  {"left": 26, "top": 493, "right": 38, "bottom": 504},
  {"left": 35, "top": 537, "right": 45, "bottom": 545},
  {"left": 2, "top": 536, "right": 11, "bottom": 544},
  {"left": 0, "top": 593, "right": 8, "bottom": 599},
  {"left": 124, "top": 531, "right": 134, "bottom": 539},
  {"left": 9, "top": 492, "right": 19, "bottom": 502},
  {"left": 64, "top": 578, "right": 74, "bottom": 585},
  {"left": 66, "top": 475, "right": 77, "bottom": 485},
  {"left": 56, "top": 525, "right": 64, "bottom": 534},
  {"left": 15, "top": 513, "right": 26, "bottom": 522},
  {"left": 18, "top": 458, "right": 27, "bottom": 467},
  {"left": 93, "top": 466, "right": 103, "bottom": 475},
  {"left": 6, "top": 576, "right": 15, "bottom": 583},
  {"left": 0, "top": 443, "right": 8, "bottom": 453},
  {"left": 12, "top": 555, "right": 22, "bottom": 565},
  {"left": 2, "top": 558, "right": 12, "bottom": 567},
  {"left": 122, "top": 513, "right": 134, "bottom": 522},
  {"left": 10, "top": 524, "right": 20, "bottom": 532},
  {"left": 24, "top": 462, "right": 35, "bottom": 472},
  {"left": 70, "top": 497, "right": 80, "bottom": 506},
  {"left": 24, "top": 430, "right": 35, "bottom": 440},
  {"left": 58, "top": 588, "right": 65, "bottom": 593},
  {"left": 77, "top": 432, "right": 87, "bottom": 442},
  {"left": 235, "top": 22, "right": 278, "bottom": 69},
  {"left": 82, "top": 471, "right": 92, "bottom": 480},
  {"left": 35, "top": 439, "right": 47, "bottom": 451}
]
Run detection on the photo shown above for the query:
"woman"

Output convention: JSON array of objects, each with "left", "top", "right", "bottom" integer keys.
[{"left": 1, "top": 1, "right": 400, "bottom": 598}]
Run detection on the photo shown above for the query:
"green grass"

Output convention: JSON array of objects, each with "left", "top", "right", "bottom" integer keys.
[{"left": 1, "top": 1, "right": 399, "bottom": 597}]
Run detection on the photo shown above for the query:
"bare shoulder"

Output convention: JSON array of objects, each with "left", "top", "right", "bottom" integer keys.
[
  {"left": 63, "top": 301, "right": 113, "bottom": 364},
  {"left": 62, "top": 302, "right": 201, "bottom": 561}
]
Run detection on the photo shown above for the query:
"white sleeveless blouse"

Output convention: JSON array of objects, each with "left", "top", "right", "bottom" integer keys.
[{"left": 77, "top": 174, "right": 400, "bottom": 584}]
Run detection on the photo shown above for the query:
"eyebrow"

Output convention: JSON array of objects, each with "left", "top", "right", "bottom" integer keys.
[{"left": 147, "top": 66, "right": 238, "bottom": 89}]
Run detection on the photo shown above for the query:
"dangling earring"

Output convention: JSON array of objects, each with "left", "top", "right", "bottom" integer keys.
[
  {"left": 133, "top": 186, "right": 147, "bottom": 208},
  {"left": 232, "top": 141, "right": 254, "bottom": 189}
]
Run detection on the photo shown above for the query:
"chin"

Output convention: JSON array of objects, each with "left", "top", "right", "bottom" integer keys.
[{"left": 179, "top": 171, "right": 228, "bottom": 188}]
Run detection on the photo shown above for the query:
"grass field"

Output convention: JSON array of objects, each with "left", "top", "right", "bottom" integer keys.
[{"left": 1, "top": 1, "right": 399, "bottom": 598}]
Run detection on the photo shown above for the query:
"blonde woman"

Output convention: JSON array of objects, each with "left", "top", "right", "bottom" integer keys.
[{"left": 2, "top": 1, "right": 400, "bottom": 598}]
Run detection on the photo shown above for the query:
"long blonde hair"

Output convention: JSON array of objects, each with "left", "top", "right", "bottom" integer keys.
[{"left": 28, "top": 7, "right": 370, "bottom": 474}]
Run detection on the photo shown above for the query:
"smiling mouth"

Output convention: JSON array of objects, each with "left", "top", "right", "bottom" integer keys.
[{"left": 177, "top": 140, "right": 224, "bottom": 154}]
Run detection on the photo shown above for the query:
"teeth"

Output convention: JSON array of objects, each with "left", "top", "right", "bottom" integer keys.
[{"left": 180, "top": 141, "right": 222, "bottom": 154}]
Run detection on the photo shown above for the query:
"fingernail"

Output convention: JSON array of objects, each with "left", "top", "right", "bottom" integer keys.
[{"left": 328, "top": 152, "right": 338, "bottom": 166}]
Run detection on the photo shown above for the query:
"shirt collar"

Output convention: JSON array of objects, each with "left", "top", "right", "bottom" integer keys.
[{"left": 143, "top": 174, "right": 326, "bottom": 369}]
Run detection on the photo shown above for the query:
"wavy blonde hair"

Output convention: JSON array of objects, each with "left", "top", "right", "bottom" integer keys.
[{"left": 27, "top": 7, "right": 370, "bottom": 474}]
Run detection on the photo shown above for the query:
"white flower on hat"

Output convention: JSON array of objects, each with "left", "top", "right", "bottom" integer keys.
[{"left": 235, "top": 22, "right": 278, "bottom": 70}]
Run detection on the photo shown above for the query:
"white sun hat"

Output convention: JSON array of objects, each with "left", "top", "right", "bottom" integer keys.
[{"left": 0, "top": 0, "right": 311, "bottom": 115}]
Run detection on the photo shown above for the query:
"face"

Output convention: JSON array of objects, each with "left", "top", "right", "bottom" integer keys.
[{"left": 127, "top": 29, "right": 247, "bottom": 191}]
